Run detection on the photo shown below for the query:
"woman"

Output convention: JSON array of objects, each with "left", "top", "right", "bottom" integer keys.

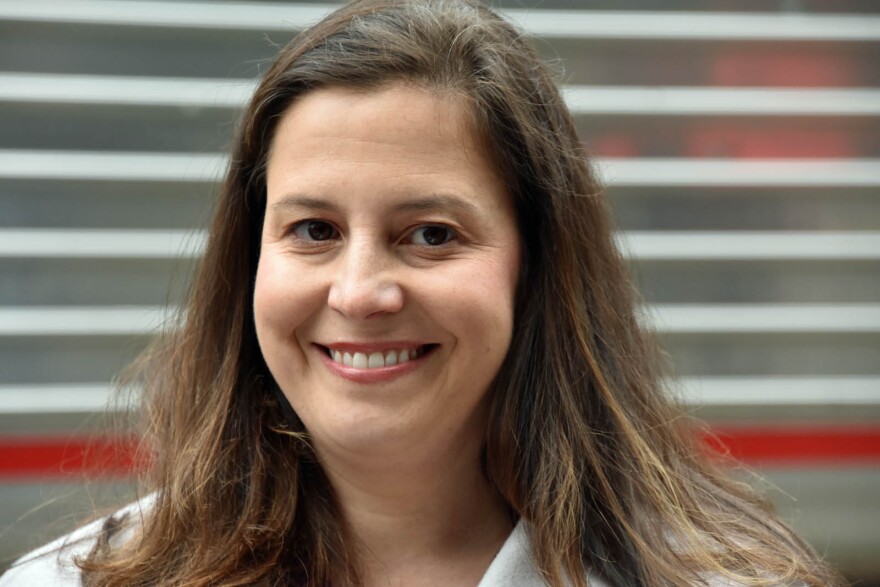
[{"left": 2, "top": 0, "right": 844, "bottom": 585}]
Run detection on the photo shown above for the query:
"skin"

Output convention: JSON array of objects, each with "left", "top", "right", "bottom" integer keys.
[{"left": 254, "top": 83, "right": 520, "bottom": 585}]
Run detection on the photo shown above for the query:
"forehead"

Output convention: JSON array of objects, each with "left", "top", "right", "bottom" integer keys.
[
  {"left": 269, "top": 84, "right": 478, "bottom": 162},
  {"left": 273, "top": 83, "right": 475, "bottom": 143},
  {"left": 264, "top": 83, "right": 507, "bottom": 211}
]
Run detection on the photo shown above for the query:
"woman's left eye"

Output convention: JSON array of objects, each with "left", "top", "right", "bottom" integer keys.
[{"left": 409, "top": 225, "right": 456, "bottom": 246}]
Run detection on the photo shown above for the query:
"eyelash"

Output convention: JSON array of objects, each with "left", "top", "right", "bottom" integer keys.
[{"left": 286, "top": 220, "right": 458, "bottom": 247}]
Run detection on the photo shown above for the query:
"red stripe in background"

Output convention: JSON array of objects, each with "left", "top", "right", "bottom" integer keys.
[
  {"left": 702, "top": 425, "right": 880, "bottom": 467},
  {"left": 1, "top": 427, "right": 879, "bottom": 480},
  {"left": 0, "top": 436, "right": 142, "bottom": 480}
]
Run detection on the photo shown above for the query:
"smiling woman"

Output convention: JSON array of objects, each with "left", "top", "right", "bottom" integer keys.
[
  {"left": 255, "top": 86, "right": 520, "bottom": 485},
  {"left": 0, "top": 1, "right": 846, "bottom": 586},
  {"left": 253, "top": 87, "right": 520, "bottom": 585}
]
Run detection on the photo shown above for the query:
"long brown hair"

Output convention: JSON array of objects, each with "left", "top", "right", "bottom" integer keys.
[{"left": 79, "top": 1, "right": 844, "bottom": 585}]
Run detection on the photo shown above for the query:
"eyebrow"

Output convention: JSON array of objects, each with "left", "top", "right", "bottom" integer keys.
[
  {"left": 390, "top": 194, "right": 481, "bottom": 216},
  {"left": 270, "top": 193, "right": 481, "bottom": 216},
  {"left": 270, "top": 195, "right": 338, "bottom": 213}
]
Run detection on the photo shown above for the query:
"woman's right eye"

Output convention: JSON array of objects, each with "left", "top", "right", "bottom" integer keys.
[{"left": 291, "top": 220, "right": 338, "bottom": 242}]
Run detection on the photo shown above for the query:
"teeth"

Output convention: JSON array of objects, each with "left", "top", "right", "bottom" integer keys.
[{"left": 328, "top": 346, "right": 425, "bottom": 369}]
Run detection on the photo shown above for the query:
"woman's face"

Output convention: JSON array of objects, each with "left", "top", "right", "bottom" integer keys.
[{"left": 254, "top": 84, "right": 520, "bottom": 465}]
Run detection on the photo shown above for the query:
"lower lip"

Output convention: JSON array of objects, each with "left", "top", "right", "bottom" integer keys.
[{"left": 315, "top": 346, "right": 430, "bottom": 383}]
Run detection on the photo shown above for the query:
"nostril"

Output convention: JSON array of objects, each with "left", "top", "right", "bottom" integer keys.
[{"left": 327, "top": 275, "right": 405, "bottom": 320}]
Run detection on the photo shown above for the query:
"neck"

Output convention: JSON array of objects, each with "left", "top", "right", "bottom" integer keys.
[{"left": 317, "top": 434, "right": 513, "bottom": 586}]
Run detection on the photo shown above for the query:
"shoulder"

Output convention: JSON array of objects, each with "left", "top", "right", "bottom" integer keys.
[
  {"left": 477, "top": 521, "right": 795, "bottom": 587},
  {"left": 0, "top": 494, "right": 154, "bottom": 586}
]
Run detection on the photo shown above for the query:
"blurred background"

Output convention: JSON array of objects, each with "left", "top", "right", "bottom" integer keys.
[{"left": 0, "top": 0, "right": 878, "bottom": 581}]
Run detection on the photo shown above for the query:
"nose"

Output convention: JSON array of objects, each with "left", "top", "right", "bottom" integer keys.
[{"left": 327, "top": 240, "right": 404, "bottom": 320}]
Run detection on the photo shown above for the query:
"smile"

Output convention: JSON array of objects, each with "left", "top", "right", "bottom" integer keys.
[{"left": 316, "top": 343, "right": 439, "bottom": 374}]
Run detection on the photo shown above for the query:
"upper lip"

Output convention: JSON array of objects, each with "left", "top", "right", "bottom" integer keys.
[{"left": 316, "top": 341, "right": 434, "bottom": 353}]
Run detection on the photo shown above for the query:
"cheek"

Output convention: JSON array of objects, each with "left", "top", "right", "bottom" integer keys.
[
  {"left": 445, "top": 255, "right": 519, "bottom": 359},
  {"left": 487, "top": 246, "right": 520, "bottom": 355},
  {"left": 252, "top": 258, "right": 281, "bottom": 334},
  {"left": 252, "top": 253, "right": 319, "bottom": 358}
]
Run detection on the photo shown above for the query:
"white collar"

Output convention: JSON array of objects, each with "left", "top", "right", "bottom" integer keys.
[
  {"left": 478, "top": 520, "right": 609, "bottom": 587},
  {"left": 478, "top": 521, "right": 548, "bottom": 586}
]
